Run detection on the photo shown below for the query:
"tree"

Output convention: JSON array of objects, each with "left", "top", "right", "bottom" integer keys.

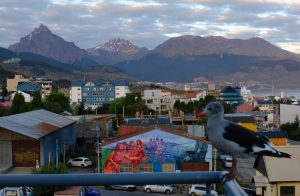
[
  {"left": 280, "top": 116, "right": 300, "bottom": 141},
  {"left": 45, "top": 92, "right": 70, "bottom": 114},
  {"left": 11, "top": 92, "right": 27, "bottom": 114},
  {"left": 30, "top": 91, "right": 43, "bottom": 110}
]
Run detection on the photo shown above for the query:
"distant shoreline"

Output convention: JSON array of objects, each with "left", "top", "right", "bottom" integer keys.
[{"left": 251, "top": 88, "right": 300, "bottom": 99}]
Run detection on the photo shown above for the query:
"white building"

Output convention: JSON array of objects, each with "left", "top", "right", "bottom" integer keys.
[
  {"left": 70, "top": 81, "right": 84, "bottom": 104},
  {"left": 143, "top": 89, "right": 173, "bottom": 114},
  {"left": 279, "top": 104, "right": 300, "bottom": 124},
  {"left": 240, "top": 86, "right": 252, "bottom": 103},
  {"left": 113, "top": 80, "right": 130, "bottom": 99},
  {"left": 11, "top": 91, "right": 32, "bottom": 102}
]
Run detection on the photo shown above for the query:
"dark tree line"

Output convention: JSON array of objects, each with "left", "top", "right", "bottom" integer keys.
[
  {"left": 280, "top": 116, "right": 300, "bottom": 141},
  {"left": 0, "top": 91, "right": 71, "bottom": 116}
]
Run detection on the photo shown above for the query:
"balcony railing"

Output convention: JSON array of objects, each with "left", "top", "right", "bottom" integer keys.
[{"left": 0, "top": 171, "right": 247, "bottom": 195}]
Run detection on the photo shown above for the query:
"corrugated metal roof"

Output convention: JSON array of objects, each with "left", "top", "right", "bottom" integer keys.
[
  {"left": 263, "top": 146, "right": 300, "bottom": 182},
  {"left": 0, "top": 109, "right": 76, "bottom": 139}
]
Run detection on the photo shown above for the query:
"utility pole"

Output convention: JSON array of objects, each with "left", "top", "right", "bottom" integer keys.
[
  {"left": 96, "top": 123, "right": 101, "bottom": 173},
  {"left": 56, "top": 139, "right": 59, "bottom": 168}
]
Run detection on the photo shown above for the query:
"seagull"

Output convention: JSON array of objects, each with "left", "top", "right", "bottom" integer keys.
[{"left": 199, "top": 101, "right": 291, "bottom": 179}]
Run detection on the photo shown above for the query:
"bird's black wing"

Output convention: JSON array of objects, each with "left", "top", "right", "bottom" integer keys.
[{"left": 223, "top": 122, "right": 269, "bottom": 153}]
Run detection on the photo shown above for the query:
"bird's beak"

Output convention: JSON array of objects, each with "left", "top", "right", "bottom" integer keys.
[{"left": 198, "top": 111, "right": 207, "bottom": 118}]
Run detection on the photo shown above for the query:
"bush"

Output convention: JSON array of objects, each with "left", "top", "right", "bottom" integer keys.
[{"left": 32, "top": 163, "right": 68, "bottom": 196}]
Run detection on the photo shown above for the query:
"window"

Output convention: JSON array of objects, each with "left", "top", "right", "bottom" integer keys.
[
  {"left": 139, "top": 163, "right": 153, "bottom": 172},
  {"left": 162, "top": 163, "right": 175, "bottom": 172},
  {"left": 120, "top": 164, "right": 133, "bottom": 173},
  {"left": 280, "top": 186, "right": 295, "bottom": 196}
]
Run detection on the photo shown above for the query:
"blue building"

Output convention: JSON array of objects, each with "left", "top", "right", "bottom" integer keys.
[
  {"left": 218, "top": 86, "right": 244, "bottom": 106},
  {"left": 0, "top": 109, "right": 76, "bottom": 169},
  {"left": 70, "top": 79, "right": 129, "bottom": 109},
  {"left": 17, "top": 81, "right": 40, "bottom": 95}
]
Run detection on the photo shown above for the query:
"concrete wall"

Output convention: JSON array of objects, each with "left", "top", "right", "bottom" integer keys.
[
  {"left": 0, "top": 141, "right": 12, "bottom": 171},
  {"left": 280, "top": 104, "right": 300, "bottom": 124}
]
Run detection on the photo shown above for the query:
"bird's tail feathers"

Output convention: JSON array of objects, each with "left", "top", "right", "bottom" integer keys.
[{"left": 258, "top": 150, "right": 291, "bottom": 158}]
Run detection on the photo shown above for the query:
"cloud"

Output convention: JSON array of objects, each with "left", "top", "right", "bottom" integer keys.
[{"left": 1, "top": 0, "right": 300, "bottom": 53}]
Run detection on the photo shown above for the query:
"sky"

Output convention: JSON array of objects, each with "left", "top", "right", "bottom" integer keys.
[{"left": 1, "top": 0, "right": 300, "bottom": 53}]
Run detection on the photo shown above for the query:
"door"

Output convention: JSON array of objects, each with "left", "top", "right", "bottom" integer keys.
[{"left": 12, "top": 140, "right": 40, "bottom": 167}]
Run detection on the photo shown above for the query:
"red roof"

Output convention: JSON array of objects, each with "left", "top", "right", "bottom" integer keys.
[
  {"left": 186, "top": 91, "right": 197, "bottom": 99},
  {"left": 235, "top": 103, "right": 254, "bottom": 113},
  {"left": 253, "top": 96, "right": 264, "bottom": 102}
]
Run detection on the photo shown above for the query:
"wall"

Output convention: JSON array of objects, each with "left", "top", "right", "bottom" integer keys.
[
  {"left": 280, "top": 104, "right": 300, "bottom": 124},
  {"left": 102, "top": 129, "right": 212, "bottom": 173},
  {"left": 41, "top": 123, "right": 77, "bottom": 165},
  {"left": 0, "top": 141, "right": 12, "bottom": 170},
  {"left": 274, "top": 182, "right": 300, "bottom": 196}
]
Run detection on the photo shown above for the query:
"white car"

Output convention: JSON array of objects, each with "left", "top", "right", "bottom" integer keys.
[
  {"left": 1, "top": 187, "right": 33, "bottom": 196},
  {"left": 105, "top": 185, "right": 136, "bottom": 191},
  {"left": 67, "top": 157, "right": 92, "bottom": 168},
  {"left": 189, "top": 184, "right": 218, "bottom": 196},
  {"left": 144, "top": 185, "right": 173, "bottom": 194},
  {"left": 222, "top": 156, "right": 233, "bottom": 168}
]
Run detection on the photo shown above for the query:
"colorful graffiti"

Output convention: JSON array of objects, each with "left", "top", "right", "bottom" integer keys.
[{"left": 102, "top": 129, "right": 211, "bottom": 173}]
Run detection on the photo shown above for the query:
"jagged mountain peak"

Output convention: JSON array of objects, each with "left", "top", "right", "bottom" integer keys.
[{"left": 8, "top": 24, "right": 89, "bottom": 64}]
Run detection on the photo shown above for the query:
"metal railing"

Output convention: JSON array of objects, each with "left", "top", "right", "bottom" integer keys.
[{"left": 0, "top": 171, "right": 247, "bottom": 195}]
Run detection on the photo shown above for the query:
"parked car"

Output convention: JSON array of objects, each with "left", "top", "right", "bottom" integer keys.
[
  {"left": 0, "top": 187, "right": 33, "bottom": 196},
  {"left": 218, "top": 152, "right": 231, "bottom": 161},
  {"left": 84, "top": 186, "right": 101, "bottom": 196},
  {"left": 67, "top": 157, "right": 92, "bottom": 168},
  {"left": 144, "top": 185, "right": 173, "bottom": 194},
  {"left": 242, "top": 187, "right": 256, "bottom": 196},
  {"left": 222, "top": 156, "right": 233, "bottom": 168},
  {"left": 105, "top": 185, "right": 136, "bottom": 191},
  {"left": 189, "top": 184, "right": 218, "bottom": 196}
]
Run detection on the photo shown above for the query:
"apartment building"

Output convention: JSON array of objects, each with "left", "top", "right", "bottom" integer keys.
[{"left": 70, "top": 79, "right": 129, "bottom": 109}]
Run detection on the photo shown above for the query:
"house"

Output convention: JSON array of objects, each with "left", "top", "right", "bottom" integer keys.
[
  {"left": 0, "top": 109, "right": 76, "bottom": 172},
  {"left": 254, "top": 146, "right": 300, "bottom": 196},
  {"left": 101, "top": 126, "right": 212, "bottom": 173},
  {"left": 256, "top": 100, "right": 273, "bottom": 112},
  {"left": 225, "top": 113, "right": 257, "bottom": 132},
  {"left": 11, "top": 91, "right": 32, "bottom": 102},
  {"left": 259, "top": 131, "right": 288, "bottom": 146},
  {"left": 235, "top": 103, "right": 254, "bottom": 113}
]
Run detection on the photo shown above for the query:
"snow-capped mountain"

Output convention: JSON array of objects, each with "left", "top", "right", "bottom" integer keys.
[{"left": 87, "top": 38, "right": 149, "bottom": 64}]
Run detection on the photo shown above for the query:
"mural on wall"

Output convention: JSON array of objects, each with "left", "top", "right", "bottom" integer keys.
[{"left": 102, "top": 129, "right": 212, "bottom": 173}]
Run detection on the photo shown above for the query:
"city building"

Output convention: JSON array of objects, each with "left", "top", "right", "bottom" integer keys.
[
  {"left": 34, "top": 79, "right": 55, "bottom": 100},
  {"left": 70, "top": 79, "right": 129, "bottom": 109},
  {"left": 256, "top": 100, "right": 273, "bottom": 112},
  {"left": 101, "top": 126, "right": 212, "bottom": 173},
  {"left": 254, "top": 146, "right": 300, "bottom": 196},
  {"left": 113, "top": 80, "right": 130, "bottom": 99},
  {"left": 276, "top": 104, "right": 300, "bottom": 125},
  {"left": 0, "top": 109, "right": 76, "bottom": 172},
  {"left": 6, "top": 74, "right": 30, "bottom": 93},
  {"left": 218, "top": 86, "right": 243, "bottom": 106},
  {"left": 143, "top": 89, "right": 173, "bottom": 114}
]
